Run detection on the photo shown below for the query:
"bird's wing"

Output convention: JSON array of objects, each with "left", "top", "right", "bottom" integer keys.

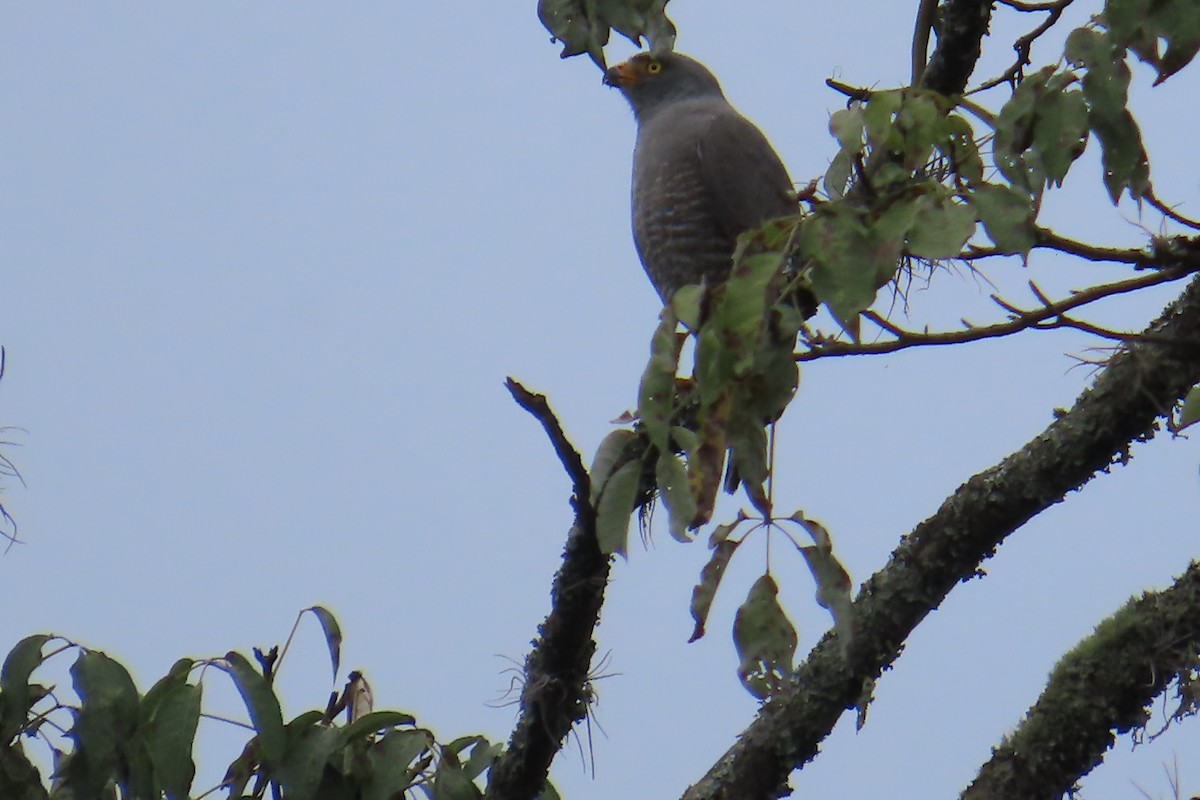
[{"left": 697, "top": 110, "right": 796, "bottom": 240}]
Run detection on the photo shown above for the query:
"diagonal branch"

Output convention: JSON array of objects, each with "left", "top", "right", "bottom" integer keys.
[
  {"left": 798, "top": 263, "right": 1197, "bottom": 361},
  {"left": 962, "top": 562, "right": 1200, "bottom": 800},
  {"left": 682, "top": 275, "right": 1200, "bottom": 800},
  {"left": 486, "top": 380, "right": 610, "bottom": 800}
]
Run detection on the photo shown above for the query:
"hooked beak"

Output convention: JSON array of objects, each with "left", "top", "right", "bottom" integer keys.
[{"left": 603, "top": 61, "right": 637, "bottom": 88}]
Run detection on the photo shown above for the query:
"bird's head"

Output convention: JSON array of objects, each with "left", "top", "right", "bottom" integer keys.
[{"left": 604, "top": 52, "right": 725, "bottom": 120}]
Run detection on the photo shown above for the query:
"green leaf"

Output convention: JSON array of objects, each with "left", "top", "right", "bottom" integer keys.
[
  {"left": 689, "top": 538, "right": 740, "bottom": 642},
  {"left": 594, "top": 459, "right": 641, "bottom": 557},
  {"left": 537, "top": 0, "right": 677, "bottom": 68},
  {"left": 656, "top": 452, "right": 697, "bottom": 542},
  {"left": 363, "top": 729, "right": 433, "bottom": 800},
  {"left": 969, "top": 183, "right": 1036, "bottom": 256},
  {"left": 670, "top": 284, "right": 703, "bottom": 330},
  {"left": 223, "top": 651, "right": 286, "bottom": 767},
  {"left": 992, "top": 67, "right": 1049, "bottom": 193},
  {"left": 689, "top": 389, "right": 731, "bottom": 527},
  {"left": 939, "top": 114, "right": 983, "bottom": 185},
  {"left": 1065, "top": 27, "right": 1150, "bottom": 202},
  {"left": 862, "top": 90, "right": 903, "bottom": 152},
  {"left": 801, "top": 206, "right": 896, "bottom": 330},
  {"left": 1032, "top": 77, "right": 1089, "bottom": 186},
  {"left": 1, "top": 634, "right": 50, "bottom": 742},
  {"left": 279, "top": 722, "right": 342, "bottom": 800},
  {"left": 733, "top": 575, "right": 798, "bottom": 699},
  {"left": 791, "top": 513, "right": 854, "bottom": 649},
  {"left": 339, "top": 710, "right": 417, "bottom": 743},
  {"left": 588, "top": 429, "right": 639, "bottom": 505},
  {"left": 0, "top": 743, "right": 48, "bottom": 800},
  {"left": 726, "top": 412, "right": 770, "bottom": 516},
  {"left": 65, "top": 651, "right": 140, "bottom": 800},
  {"left": 432, "top": 751, "right": 482, "bottom": 800},
  {"left": 305, "top": 606, "right": 342, "bottom": 682},
  {"left": 906, "top": 195, "right": 976, "bottom": 259},
  {"left": 1105, "top": 0, "right": 1200, "bottom": 83},
  {"left": 638, "top": 308, "right": 682, "bottom": 453},
  {"left": 142, "top": 674, "right": 200, "bottom": 800}
]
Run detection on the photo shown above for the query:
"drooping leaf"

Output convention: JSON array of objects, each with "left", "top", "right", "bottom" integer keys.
[
  {"left": 906, "top": 194, "right": 976, "bottom": 259},
  {"left": 791, "top": 513, "right": 855, "bottom": 648},
  {"left": 970, "top": 183, "right": 1036, "bottom": 256},
  {"left": 938, "top": 113, "right": 984, "bottom": 185},
  {"left": 689, "top": 538, "right": 740, "bottom": 642},
  {"left": 656, "top": 452, "right": 697, "bottom": 542},
  {"left": 0, "top": 634, "right": 50, "bottom": 742},
  {"left": 1032, "top": 73, "right": 1089, "bottom": 186},
  {"left": 732, "top": 575, "right": 798, "bottom": 699},
  {"left": 638, "top": 308, "right": 683, "bottom": 453},
  {"left": 726, "top": 412, "right": 770, "bottom": 516},
  {"left": 801, "top": 205, "right": 898, "bottom": 330},
  {"left": 141, "top": 671, "right": 200, "bottom": 800},
  {"left": 0, "top": 743, "right": 47, "bottom": 800},
  {"left": 432, "top": 749, "right": 482, "bottom": 800},
  {"left": 588, "top": 429, "right": 640, "bottom": 505},
  {"left": 65, "top": 651, "right": 141, "bottom": 799},
  {"left": 223, "top": 651, "right": 286, "bottom": 767},
  {"left": 689, "top": 389, "right": 731, "bottom": 526},
  {"left": 537, "top": 0, "right": 676, "bottom": 68},
  {"left": 1065, "top": 27, "right": 1150, "bottom": 202},
  {"left": 594, "top": 459, "right": 642, "bottom": 557},
  {"left": 305, "top": 606, "right": 342, "bottom": 682},
  {"left": 1105, "top": 0, "right": 1200, "bottom": 84}
]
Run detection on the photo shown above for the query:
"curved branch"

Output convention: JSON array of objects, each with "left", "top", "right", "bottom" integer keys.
[
  {"left": 797, "top": 263, "right": 1197, "bottom": 361},
  {"left": 970, "top": 0, "right": 1074, "bottom": 94},
  {"left": 486, "top": 380, "right": 610, "bottom": 800},
  {"left": 682, "top": 275, "right": 1200, "bottom": 800},
  {"left": 963, "top": 562, "right": 1200, "bottom": 799}
]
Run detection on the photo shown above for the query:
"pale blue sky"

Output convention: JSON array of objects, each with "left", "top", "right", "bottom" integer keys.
[{"left": 2, "top": 2, "right": 1198, "bottom": 798}]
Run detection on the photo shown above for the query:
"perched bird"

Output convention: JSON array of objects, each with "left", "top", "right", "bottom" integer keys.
[{"left": 604, "top": 52, "right": 796, "bottom": 304}]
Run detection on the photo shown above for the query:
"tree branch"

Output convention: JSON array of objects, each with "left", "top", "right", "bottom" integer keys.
[
  {"left": 961, "top": 562, "right": 1200, "bottom": 800},
  {"left": 920, "top": 0, "right": 995, "bottom": 95},
  {"left": 970, "top": 0, "right": 1074, "bottom": 94},
  {"left": 485, "top": 380, "right": 610, "bottom": 800},
  {"left": 682, "top": 275, "right": 1200, "bottom": 800}
]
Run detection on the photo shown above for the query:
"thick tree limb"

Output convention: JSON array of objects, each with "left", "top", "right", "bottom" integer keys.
[
  {"left": 681, "top": 276, "right": 1200, "bottom": 800},
  {"left": 920, "top": 0, "right": 995, "bottom": 95},
  {"left": 486, "top": 380, "right": 610, "bottom": 800},
  {"left": 962, "top": 562, "right": 1200, "bottom": 800}
]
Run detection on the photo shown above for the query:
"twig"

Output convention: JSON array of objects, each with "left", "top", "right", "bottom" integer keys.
[
  {"left": 969, "top": 0, "right": 1073, "bottom": 94},
  {"left": 1146, "top": 186, "right": 1200, "bottom": 231},
  {"left": 797, "top": 266, "right": 1194, "bottom": 361},
  {"left": 962, "top": 227, "right": 1153, "bottom": 264}
]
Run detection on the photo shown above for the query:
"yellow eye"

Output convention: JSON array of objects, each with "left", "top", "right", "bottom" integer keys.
[{"left": 646, "top": 60, "right": 662, "bottom": 74}]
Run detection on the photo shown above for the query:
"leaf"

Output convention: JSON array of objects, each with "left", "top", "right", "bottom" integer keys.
[
  {"left": 142, "top": 673, "right": 201, "bottom": 800},
  {"left": 656, "top": 452, "right": 696, "bottom": 542},
  {"left": 726, "top": 412, "right": 770, "bottom": 516},
  {"left": 339, "top": 711, "right": 417, "bottom": 743},
  {"left": 938, "top": 114, "right": 983, "bottom": 185},
  {"left": 1032, "top": 77, "right": 1089, "bottom": 186},
  {"left": 670, "top": 284, "right": 703, "bottom": 330},
  {"left": 65, "top": 651, "right": 141, "bottom": 800},
  {"left": 791, "top": 514, "right": 855, "bottom": 649},
  {"left": 969, "top": 183, "right": 1036, "bottom": 256},
  {"left": 1065, "top": 27, "right": 1150, "bottom": 202},
  {"left": 992, "top": 67, "right": 1046, "bottom": 193},
  {"left": 305, "top": 607, "right": 342, "bottom": 681},
  {"left": 0, "top": 743, "right": 48, "bottom": 800},
  {"left": 588, "top": 429, "right": 639, "bottom": 504},
  {"left": 638, "top": 308, "right": 683, "bottom": 453},
  {"left": 432, "top": 752, "right": 482, "bottom": 800},
  {"left": 0, "top": 634, "right": 50, "bottom": 742},
  {"left": 1105, "top": 0, "right": 1200, "bottom": 84},
  {"left": 689, "top": 539, "right": 740, "bottom": 642},
  {"left": 537, "top": 0, "right": 676, "bottom": 68},
  {"left": 689, "top": 389, "right": 731, "bottom": 527},
  {"left": 279, "top": 722, "right": 342, "bottom": 800},
  {"left": 906, "top": 195, "right": 976, "bottom": 259},
  {"left": 223, "top": 651, "right": 286, "bottom": 767},
  {"left": 363, "top": 729, "right": 433, "bottom": 800},
  {"left": 594, "top": 459, "right": 641, "bottom": 557},
  {"left": 801, "top": 205, "right": 898, "bottom": 330},
  {"left": 733, "top": 575, "right": 798, "bottom": 699}
]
